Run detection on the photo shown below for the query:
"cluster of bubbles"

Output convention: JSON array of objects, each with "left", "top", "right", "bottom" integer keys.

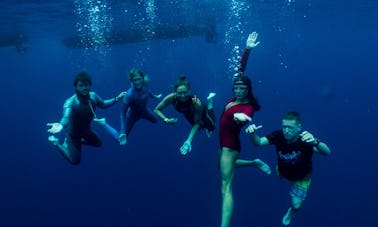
[
  {"left": 74, "top": 0, "right": 113, "bottom": 57},
  {"left": 223, "top": 0, "right": 249, "bottom": 78},
  {"left": 125, "top": 0, "right": 157, "bottom": 67}
]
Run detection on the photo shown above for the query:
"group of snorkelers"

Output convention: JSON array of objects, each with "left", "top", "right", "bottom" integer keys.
[{"left": 47, "top": 32, "right": 330, "bottom": 227}]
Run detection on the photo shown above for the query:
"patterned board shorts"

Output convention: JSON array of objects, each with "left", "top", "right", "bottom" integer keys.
[{"left": 290, "top": 174, "right": 312, "bottom": 200}]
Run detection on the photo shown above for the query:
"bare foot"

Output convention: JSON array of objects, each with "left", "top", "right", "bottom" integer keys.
[{"left": 282, "top": 207, "right": 293, "bottom": 226}]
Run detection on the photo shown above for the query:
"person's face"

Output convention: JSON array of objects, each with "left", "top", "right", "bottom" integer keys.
[
  {"left": 175, "top": 85, "right": 190, "bottom": 102},
  {"left": 282, "top": 119, "right": 301, "bottom": 142},
  {"left": 233, "top": 84, "right": 248, "bottom": 100},
  {"left": 131, "top": 74, "right": 144, "bottom": 89},
  {"left": 75, "top": 80, "right": 91, "bottom": 96}
]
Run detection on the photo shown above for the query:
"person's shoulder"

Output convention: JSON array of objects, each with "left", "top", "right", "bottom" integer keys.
[
  {"left": 65, "top": 94, "right": 77, "bottom": 103},
  {"left": 164, "top": 93, "right": 175, "bottom": 100},
  {"left": 266, "top": 130, "right": 282, "bottom": 141}
]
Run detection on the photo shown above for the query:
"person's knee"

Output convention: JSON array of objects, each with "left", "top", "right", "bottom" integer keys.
[{"left": 67, "top": 156, "right": 81, "bottom": 165}]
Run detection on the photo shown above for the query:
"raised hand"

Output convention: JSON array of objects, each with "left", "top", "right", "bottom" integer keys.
[{"left": 246, "top": 32, "right": 260, "bottom": 49}]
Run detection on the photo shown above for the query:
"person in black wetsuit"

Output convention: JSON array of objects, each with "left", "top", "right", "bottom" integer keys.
[
  {"left": 154, "top": 75, "right": 216, "bottom": 155},
  {"left": 246, "top": 111, "right": 331, "bottom": 226},
  {"left": 47, "top": 72, "right": 125, "bottom": 165}
]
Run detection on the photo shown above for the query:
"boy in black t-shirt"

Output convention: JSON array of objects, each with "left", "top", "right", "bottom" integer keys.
[{"left": 246, "top": 111, "right": 331, "bottom": 226}]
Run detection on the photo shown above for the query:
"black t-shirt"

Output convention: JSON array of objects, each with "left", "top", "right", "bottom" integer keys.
[{"left": 266, "top": 130, "right": 314, "bottom": 181}]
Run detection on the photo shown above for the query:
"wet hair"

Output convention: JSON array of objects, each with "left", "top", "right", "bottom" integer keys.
[
  {"left": 173, "top": 75, "right": 190, "bottom": 91},
  {"left": 129, "top": 68, "right": 149, "bottom": 83},
  {"left": 233, "top": 76, "right": 261, "bottom": 111},
  {"left": 73, "top": 71, "right": 92, "bottom": 86},
  {"left": 282, "top": 111, "right": 301, "bottom": 123}
]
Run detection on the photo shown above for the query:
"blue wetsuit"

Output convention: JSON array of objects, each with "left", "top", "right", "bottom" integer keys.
[{"left": 102, "top": 83, "right": 159, "bottom": 140}]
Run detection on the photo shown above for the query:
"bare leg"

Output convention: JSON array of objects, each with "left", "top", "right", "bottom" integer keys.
[
  {"left": 235, "top": 158, "right": 271, "bottom": 174},
  {"left": 282, "top": 196, "right": 303, "bottom": 225},
  {"left": 220, "top": 148, "right": 239, "bottom": 227}
]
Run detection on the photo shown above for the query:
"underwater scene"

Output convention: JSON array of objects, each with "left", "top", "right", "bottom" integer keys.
[{"left": 0, "top": 0, "right": 377, "bottom": 226}]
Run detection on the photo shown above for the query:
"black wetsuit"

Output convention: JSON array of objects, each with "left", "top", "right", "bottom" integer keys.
[{"left": 173, "top": 95, "right": 216, "bottom": 131}]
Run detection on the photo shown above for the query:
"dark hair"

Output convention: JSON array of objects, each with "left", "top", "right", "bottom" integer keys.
[
  {"left": 73, "top": 71, "right": 92, "bottom": 86},
  {"left": 282, "top": 111, "right": 301, "bottom": 123},
  {"left": 233, "top": 76, "right": 261, "bottom": 111},
  {"left": 173, "top": 75, "right": 190, "bottom": 91}
]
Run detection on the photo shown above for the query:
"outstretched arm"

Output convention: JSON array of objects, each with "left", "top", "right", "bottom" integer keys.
[
  {"left": 300, "top": 131, "right": 331, "bottom": 156},
  {"left": 95, "top": 91, "right": 126, "bottom": 108},
  {"left": 154, "top": 93, "right": 178, "bottom": 124},
  {"left": 47, "top": 97, "right": 74, "bottom": 134},
  {"left": 245, "top": 124, "right": 270, "bottom": 146},
  {"left": 237, "top": 32, "right": 261, "bottom": 76}
]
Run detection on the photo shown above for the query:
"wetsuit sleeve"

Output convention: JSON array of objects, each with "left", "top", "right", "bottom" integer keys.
[
  {"left": 120, "top": 93, "right": 131, "bottom": 134},
  {"left": 59, "top": 97, "right": 73, "bottom": 128},
  {"left": 92, "top": 92, "right": 117, "bottom": 108},
  {"left": 237, "top": 48, "right": 251, "bottom": 76}
]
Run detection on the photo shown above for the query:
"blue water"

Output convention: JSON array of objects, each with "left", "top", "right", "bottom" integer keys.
[{"left": 0, "top": 0, "right": 377, "bottom": 226}]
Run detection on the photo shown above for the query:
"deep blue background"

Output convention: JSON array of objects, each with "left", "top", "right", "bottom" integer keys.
[{"left": 0, "top": 1, "right": 377, "bottom": 226}]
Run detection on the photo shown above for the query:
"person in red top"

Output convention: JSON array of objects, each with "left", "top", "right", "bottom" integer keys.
[{"left": 219, "top": 32, "right": 271, "bottom": 227}]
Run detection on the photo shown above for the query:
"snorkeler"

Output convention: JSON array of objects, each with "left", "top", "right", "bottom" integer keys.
[
  {"left": 246, "top": 111, "right": 331, "bottom": 225},
  {"left": 154, "top": 75, "right": 216, "bottom": 155},
  {"left": 219, "top": 32, "right": 271, "bottom": 227},
  {"left": 47, "top": 71, "right": 125, "bottom": 165},
  {"left": 94, "top": 68, "right": 162, "bottom": 145}
]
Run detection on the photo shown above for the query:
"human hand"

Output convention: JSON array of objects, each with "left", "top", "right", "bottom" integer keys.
[
  {"left": 47, "top": 122, "right": 63, "bottom": 134},
  {"left": 165, "top": 118, "right": 178, "bottom": 125},
  {"left": 300, "top": 131, "right": 317, "bottom": 144},
  {"left": 245, "top": 124, "right": 262, "bottom": 134},
  {"left": 116, "top": 91, "right": 126, "bottom": 101},
  {"left": 246, "top": 32, "right": 260, "bottom": 49},
  {"left": 233, "top": 113, "right": 252, "bottom": 122},
  {"left": 180, "top": 140, "right": 192, "bottom": 155},
  {"left": 118, "top": 133, "right": 127, "bottom": 145}
]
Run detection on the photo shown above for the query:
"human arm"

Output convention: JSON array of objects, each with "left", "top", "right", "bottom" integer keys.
[
  {"left": 149, "top": 91, "right": 162, "bottom": 99},
  {"left": 179, "top": 100, "right": 204, "bottom": 155},
  {"left": 94, "top": 91, "right": 126, "bottom": 109},
  {"left": 47, "top": 97, "right": 74, "bottom": 134},
  {"left": 300, "top": 131, "right": 331, "bottom": 156},
  {"left": 119, "top": 95, "right": 131, "bottom": 135},
  {"left": 245, "top": 124, "right": 270, "bottom": 146},
  {"left": 237, "top": 32, "right": 261, "bottom": 76},
  {"left": 154, "top": 93, "right": 178, "bottom": 125}
]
